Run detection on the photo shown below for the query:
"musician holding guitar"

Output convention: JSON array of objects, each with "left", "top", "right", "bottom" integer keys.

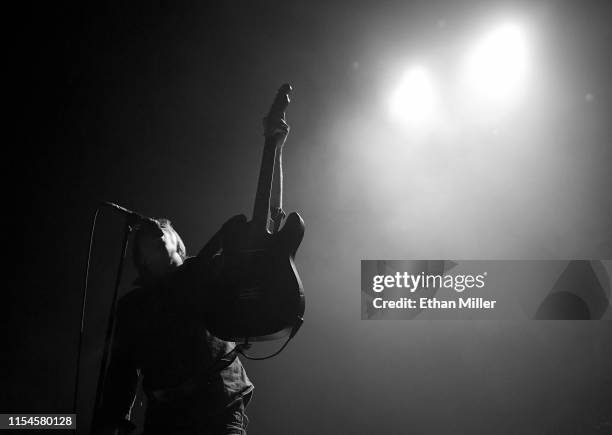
[{"left": 94, "top": 84, "right": 304, "bottom": 435}]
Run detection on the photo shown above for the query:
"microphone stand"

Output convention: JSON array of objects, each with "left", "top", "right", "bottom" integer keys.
[{"left": 90, "top": 220, "right": 132, "bottom": 433}]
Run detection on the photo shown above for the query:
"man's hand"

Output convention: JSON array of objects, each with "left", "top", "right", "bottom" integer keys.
[
  {"left": 263, "top": 115, "right": 290, "bottom": 148},
  {"left": 263, "top": 83, "right": 292, "bottom": 147}
]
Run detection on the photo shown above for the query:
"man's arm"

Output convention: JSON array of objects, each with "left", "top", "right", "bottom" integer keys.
[
  {"left": 269, "top": 146, "right": 286, "bottom": 232},
  {"left": 266, "top": 114, "right": 289, "bottom": 233}
]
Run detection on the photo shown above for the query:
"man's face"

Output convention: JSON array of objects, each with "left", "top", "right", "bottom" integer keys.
[{"left": 138, "top": 223, "right": 184, "bottom": 278}]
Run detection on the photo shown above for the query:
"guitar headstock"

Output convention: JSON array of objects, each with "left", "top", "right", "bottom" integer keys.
[
  {"left": 264, "top": 83, "right": 292, "bottom": 138},
  {"left": 267, "top": 83, "right": 292, "bottom": 119}
]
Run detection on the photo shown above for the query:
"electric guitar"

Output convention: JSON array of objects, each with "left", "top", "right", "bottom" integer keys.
[{"left": 204, "top": 84, "right": 305, "bottom": 342}]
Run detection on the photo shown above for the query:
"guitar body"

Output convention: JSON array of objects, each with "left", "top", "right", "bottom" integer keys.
[{"left": 205, "top": 212, "right": 305, "bottom": 341}]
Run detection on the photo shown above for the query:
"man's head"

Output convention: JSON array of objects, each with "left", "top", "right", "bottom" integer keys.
[{"left": 132, "top": 218, "right": 186, "bottom": 284}]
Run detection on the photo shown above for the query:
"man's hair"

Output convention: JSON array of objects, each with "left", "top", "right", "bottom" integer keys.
[{"left": 132, "top": 218, "right": 187, "bottom": 279}]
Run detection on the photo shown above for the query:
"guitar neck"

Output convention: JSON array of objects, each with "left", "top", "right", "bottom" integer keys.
[{"left": 252, "top": 138, "right": 278, "bottom": 230}]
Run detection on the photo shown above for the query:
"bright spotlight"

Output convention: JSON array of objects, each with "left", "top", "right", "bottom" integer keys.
[
  {"left": 389, "top": 66, "right": 436, "bottom": 124},
  {"left": 463, "top": 22, "right": 530, "bottom": 102}
]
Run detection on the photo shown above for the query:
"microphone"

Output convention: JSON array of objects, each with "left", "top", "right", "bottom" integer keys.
[{"left": 102, "top": 202, "right": 159, "bottom": 229}]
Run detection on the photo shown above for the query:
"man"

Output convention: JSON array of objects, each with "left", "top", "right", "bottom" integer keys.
[
  {"left": 94, "top": 91, "right": 291, "bottom": 434},
  {"left": 95, "top": 216, "right": 254, "bottom": 435}
]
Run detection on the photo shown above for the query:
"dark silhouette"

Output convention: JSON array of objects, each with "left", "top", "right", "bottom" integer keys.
[
  {"left": 93, "top": 218, "right": 254, "bottom": 435},
  {"left": 93, "top": 85, "right": 300, "bottom": 435}
]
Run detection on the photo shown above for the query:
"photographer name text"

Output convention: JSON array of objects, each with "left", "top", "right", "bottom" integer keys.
[{"left": 371, "top": 271, "right": 496, "bottom": 310}]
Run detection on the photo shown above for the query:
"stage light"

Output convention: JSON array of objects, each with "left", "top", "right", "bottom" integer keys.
[
  {"left": 463, "top": 22, "right": 530, "bottom": 103},
  {"left": 389, "top": 66, "right": 436, "bottom": 124}
]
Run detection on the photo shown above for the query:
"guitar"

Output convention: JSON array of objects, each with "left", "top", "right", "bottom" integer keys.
[{"left": 204, "top": 84, "right": 305, "bottom": 342}]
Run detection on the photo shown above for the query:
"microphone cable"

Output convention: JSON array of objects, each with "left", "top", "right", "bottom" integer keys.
[
  {"left": 72, "top": 203, "right": 140, "bottom": 429},
  {"left": 72, "top": 206, "right": 100, "bottom": 423}
]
